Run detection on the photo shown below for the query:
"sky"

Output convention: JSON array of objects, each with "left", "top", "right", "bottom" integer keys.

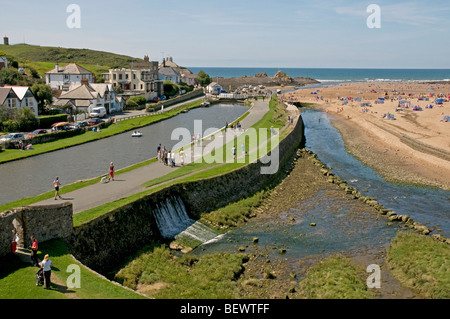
[{"left": 1, "top": 0, "right": 450, "bottom": 68}]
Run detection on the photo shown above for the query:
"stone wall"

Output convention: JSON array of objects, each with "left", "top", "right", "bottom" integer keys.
[
  {"left": 0, "top": 202, "right": 73, "bottom": 257},
  {"left": 66, "top": 197, "right": 162, "bottom": 275}
]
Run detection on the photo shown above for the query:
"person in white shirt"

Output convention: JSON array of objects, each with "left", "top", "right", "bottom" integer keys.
[{"left": 40, "top": 254, "right": 54, "bottom": 289}]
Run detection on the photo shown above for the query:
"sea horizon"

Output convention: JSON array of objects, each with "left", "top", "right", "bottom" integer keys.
[{"left": 188, "top": 67, "right": 450, "bottom": 83}]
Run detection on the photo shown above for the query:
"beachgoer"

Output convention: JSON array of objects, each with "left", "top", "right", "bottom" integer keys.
[
  {"left": 108, "top": 162, "right": 115, "bottom": 181},
  {"left": 167, "top": 151, "right": 172, "bottom": 167},
  {"left": 40, "top": 254, "right": 53, "bottom": 289},
  {"left": 53, "top": 177, "right": 62, "bottom": 200},
  {"left": 171, "top": 151, "right": 175, "bottom": 167},
  {"left": 29, "top": 236, "right": 39, "bottom": 266}
]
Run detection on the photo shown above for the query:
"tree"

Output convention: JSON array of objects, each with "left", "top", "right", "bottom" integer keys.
[
  {"left": 196, "top": 70, "right": 211, "bottom": 86},
  {"left": 30, "top": 83, "right": 53, "bottom": 115},
  {"left": 0, "top": 67, "right": 23, "bottom": 85},
  {"left": 163, "top": 80, "right": 179, "bottom": 97}
]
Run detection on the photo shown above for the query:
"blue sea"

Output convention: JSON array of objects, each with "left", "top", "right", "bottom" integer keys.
[{"left": 189, "top": 67, "right": 450, "bottom": 83}]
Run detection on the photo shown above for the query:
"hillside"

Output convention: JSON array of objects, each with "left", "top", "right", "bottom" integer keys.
[{"left": 0, "top": 43, "right": 144, "bottom": 78}]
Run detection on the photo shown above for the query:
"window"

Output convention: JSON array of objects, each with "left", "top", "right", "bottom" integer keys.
[
  {"left": 126, "top": 74, "right": 129, "bottom": 79},
  {"left": 113, "top": 74, "right": 117, "bottom": 80},
  {"left": 119, "top": 74, "right": 122, "bottom": 80}
]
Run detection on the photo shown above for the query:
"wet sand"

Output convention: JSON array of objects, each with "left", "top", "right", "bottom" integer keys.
[{"left": 282, "top": 82, "right": 450, "bottom": 190}]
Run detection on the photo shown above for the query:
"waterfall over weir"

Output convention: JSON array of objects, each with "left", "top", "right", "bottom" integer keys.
[{"left": 153, "top": 196, "right": 221, "bottom": 245}]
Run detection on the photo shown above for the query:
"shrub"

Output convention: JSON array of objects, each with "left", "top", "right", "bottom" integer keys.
[{"left": 38, "top": 114, "right": 69, "bottom": 128}]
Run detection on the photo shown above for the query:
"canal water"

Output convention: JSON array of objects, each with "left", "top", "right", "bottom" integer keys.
[
  {"left": 192, "top": 108, "right": 450, "bottom": 260},
  {"left": 0, "top": 103, "right": 248, "bottom": 205}
]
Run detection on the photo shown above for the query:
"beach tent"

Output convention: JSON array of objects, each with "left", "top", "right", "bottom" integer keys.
[
  {"left": 412, "top": 106, "right": 422, "bottom": 111},
  {"left": 436, "top": 99, "right": 444, "bottom": 105}
]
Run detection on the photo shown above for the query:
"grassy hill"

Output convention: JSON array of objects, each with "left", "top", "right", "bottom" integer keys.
[{"left": 0, "top": 43, "right": 144, "bottom": 78}]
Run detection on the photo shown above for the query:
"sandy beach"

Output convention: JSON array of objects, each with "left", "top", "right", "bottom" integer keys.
[{"left": 281, "top": 82, "right": 450, "bottom": 190}]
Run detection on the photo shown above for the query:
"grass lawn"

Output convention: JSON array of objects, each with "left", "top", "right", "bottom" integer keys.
[
  {"left": 387, "top": 231, "right": 450, "bottom": 299},
  {"left": 297, "top": 255, "right": 373, "bottom": 299},
  {"left": 114, "top": 244, "right": 248, "bottom": 299},
  {"left": 0, "top": 239, "right": 147, "bottom": 299}
]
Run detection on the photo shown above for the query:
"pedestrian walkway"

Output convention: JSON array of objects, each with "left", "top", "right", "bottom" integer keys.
[{"left": 32, "top": 99, "right": 270, "bottom": 214}]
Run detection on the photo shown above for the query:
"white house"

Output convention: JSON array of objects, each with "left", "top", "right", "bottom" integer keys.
[
  {"left": 0, "top": 86, "right": 38, "bottom": 116},
  {"left": 45, "top": 63, "right": 93, "bottom": 91},
  {"left": 0, "top": 55, "right": 7, "bottom": 70},
  {"left": 103, "top": 58, "right": 163, "bottom": 101},
  {"left": 68, "top": 82, "right": 123, "bottom": 113},
  {"left": 159, "top": 66, "right": 181, "bottom": 84},
  {"left": 206, "top": 82, "right": 223, "bottom": 95},
  {"left": 53, "top": 79, "right": 100, "bottom": 115}
]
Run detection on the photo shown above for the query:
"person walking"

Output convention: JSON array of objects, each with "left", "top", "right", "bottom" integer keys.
[
  {"left": 29, "top": 236, "right": 39, "bottom": 266},
  {"left": 53, "top": 177, "right": 62, "bottom": 200},
  {"left": 171, "top": 151, "right": 175, "bottom": 167},
  {"left": 40, "top": 254, "right": 53, "bottom": 289},
  {"left": 108, "top": 162, "right": 115, "bottom": 181}
]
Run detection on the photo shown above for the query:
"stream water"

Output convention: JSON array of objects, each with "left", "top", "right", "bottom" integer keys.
[{"left": 190, "top": 108, "right": 450, "bottom": 260}]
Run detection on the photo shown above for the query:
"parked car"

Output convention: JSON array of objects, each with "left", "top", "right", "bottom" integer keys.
[
  {"left": 27, "top": 129, "right": 48, "bottom": 138},
  {"left": 87, "top": 118, "right": 105, "bottom": 126},
  {"left": 152, "top": 97, "right": 160, "bottom": 103},
  {"left": 76, "top": 120, "right": 89, "bottom": 127},
  {"left": 0, "top": 133, "right": 25, "bottom": 143}
]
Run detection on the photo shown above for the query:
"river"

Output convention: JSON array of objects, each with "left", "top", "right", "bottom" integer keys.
[{"left": 0, "top": 103, "right": 248, "bottom": 205}]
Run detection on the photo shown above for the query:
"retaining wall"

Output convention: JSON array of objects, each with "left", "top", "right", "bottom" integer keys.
[{"left": 0, "top": 202, "right": 73, "bottom": 257}]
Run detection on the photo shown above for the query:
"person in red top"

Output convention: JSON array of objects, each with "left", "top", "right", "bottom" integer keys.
[{"left": 29, "top": 236, "right": 39, "bottom": 266}]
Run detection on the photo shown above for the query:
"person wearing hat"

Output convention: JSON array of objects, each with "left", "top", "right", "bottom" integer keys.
[
  {"left": 40, "top": 254, "right": 53, "bottom": 289},
  {"left": 108, "top": 162, "right": 115, "bottom": 181}
]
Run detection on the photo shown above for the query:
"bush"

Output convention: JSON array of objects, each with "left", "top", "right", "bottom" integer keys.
[
  {"left": 126, "top": 96, "right": 147, "bottom": 107},
  {"left": 38, "top": 114, "right": 69, "bottom": 129}
]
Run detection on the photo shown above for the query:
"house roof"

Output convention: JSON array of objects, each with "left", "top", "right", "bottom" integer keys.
[
  {"left": 159, "top": 66, "right": 180, "bottom": 77},
  {"left": 69, "top": 83, "right": 112, "bottom": 97},
  {"left": 59, "top": 84, "right": 96, "bottom": 100},
  {"left": 46, "top": 63, "right": 93, "bottom": 75},
  {"left": 0, "top": 87, "right": 13, "bottom": 104},
  {"left": 3, "top": 86, "right": 31, "bottom": 100}
]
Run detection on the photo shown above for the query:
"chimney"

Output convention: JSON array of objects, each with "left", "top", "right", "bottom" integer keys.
[
  {"left": 144, "top": 55, "right": 149, "bottom": 62},
  {"left": 169, "top": 57, "right": 173, "bottom": 62},
  {"left": 3, "top": 36, "right": 9, "bottom": 45},
  {"left": 163, "top": 58, "right": 166, "bottom": 67},
  {"left": 55, "top": 61, "right": 59, "bottom": 72},
  {"left": 81, "top": 78, "right": 89, "bottom": 86}
]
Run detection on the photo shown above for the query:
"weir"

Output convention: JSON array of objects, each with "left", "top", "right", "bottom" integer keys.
[{"left": 153, "top": 196, "right": 220, "bottom": 244}]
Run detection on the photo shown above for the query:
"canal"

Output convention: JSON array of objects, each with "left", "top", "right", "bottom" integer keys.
[{"left": 0, "top": 103, "right": 248, "bottom": 205}]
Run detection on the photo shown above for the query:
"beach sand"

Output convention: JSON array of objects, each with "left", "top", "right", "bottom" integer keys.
[{"left": 281, "top": 82, "right": 450, "bottom": 190}]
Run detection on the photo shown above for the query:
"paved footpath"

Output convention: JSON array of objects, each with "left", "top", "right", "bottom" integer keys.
[{"left": 32, "top": 99, "right": 269, "bottom": 214}]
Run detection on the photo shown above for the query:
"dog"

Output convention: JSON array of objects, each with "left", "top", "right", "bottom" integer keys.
[{"left": 100, "top": 175, "right": 108, "bottom": 184}]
